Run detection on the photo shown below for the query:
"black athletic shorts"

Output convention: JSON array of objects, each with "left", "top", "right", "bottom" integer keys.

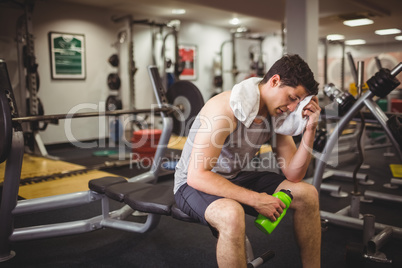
[{"left": 174, "top": 171, "right": 286, "bottom": 226}]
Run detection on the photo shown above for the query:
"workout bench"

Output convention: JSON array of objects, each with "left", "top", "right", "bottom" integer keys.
[{"left": 89, "top": 176, "right": 274, "bottom": 267}]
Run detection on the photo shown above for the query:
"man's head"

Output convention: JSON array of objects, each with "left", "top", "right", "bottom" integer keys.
[{"left": 259, "top": 54, "right": 319, "bottom": 96}]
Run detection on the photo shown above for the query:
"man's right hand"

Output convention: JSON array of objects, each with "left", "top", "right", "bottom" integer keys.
[{"left": 255, "top": 192, "right": 286, "bottom": 222}]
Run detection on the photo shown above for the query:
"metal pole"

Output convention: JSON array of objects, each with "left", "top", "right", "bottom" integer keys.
[{"left": 12, "top": 107, "right": 171, "bottom": 123}]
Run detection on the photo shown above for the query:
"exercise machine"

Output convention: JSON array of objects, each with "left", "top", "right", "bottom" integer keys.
[{"left": 312, "top": 60, "right": 402, "bottom": 266}]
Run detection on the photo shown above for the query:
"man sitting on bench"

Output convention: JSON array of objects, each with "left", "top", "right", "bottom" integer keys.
[{"left": 174, "top": 54, "right": 322, "bottom": 267}]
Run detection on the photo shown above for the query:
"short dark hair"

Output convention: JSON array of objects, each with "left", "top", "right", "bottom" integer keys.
[{"left": 259, "top": 54, "right": 319, "bottom": 95}]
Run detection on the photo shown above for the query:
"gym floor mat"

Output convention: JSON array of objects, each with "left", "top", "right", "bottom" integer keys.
[{"left": 0, "top": 154, "right": 126, "bottom": 199}]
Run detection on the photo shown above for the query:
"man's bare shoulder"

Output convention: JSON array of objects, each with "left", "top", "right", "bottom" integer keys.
[
  {"left": 201, "top": 91, "right": 232, "bottom": 115},
  {"left": 199, "top": 91, "right": 237, "bottom": 130}
]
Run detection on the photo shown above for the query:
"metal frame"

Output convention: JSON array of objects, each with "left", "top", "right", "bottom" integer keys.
[
  {"left": 0, "top": 66, "right": 171, "bottom": 261},
  {"left": 312, "top": 63, "right": 402, "bottom": 239}
]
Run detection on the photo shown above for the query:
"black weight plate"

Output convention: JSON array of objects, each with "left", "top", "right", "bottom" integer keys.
[
  {"left": 107, "top": 73, "right": 121, "bottom": 90},
  {"left": 108, "top": 54, "right": 119, "bottom": 67},
  {"left": 167, "top": 80, "right": 204, "bottom": 136},
  {"left": 106, "top": 95, "right": 122, "bottom": 111},
  {"left": 0, "top": 61, "right": 13, "bottom": 163}
]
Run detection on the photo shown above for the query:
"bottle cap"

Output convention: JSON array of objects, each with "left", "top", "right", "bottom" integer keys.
[{"left": 280, "top": 189, "right": 293, "bottom": 200}]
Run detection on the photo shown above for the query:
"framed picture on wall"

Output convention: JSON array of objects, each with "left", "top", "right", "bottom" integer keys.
[
  {"left": 179, "top": 44, "right": 197, "bottom": 80},
  {"left": 48, "top": 32, "right": 86, "bottom": 79}
]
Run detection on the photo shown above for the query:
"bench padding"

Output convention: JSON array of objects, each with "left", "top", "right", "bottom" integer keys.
[
  {"left": 125, "top": 184, "right": 175, "bottom": 215},
  {"left": 105, "top": 182, "right": 153, "bottom": 202},
  {"left": 88, "top": 176, "right": 127, "bottom": 193},
  {"left": 89, "top": 177, "right": 198, "bottom": 222}
]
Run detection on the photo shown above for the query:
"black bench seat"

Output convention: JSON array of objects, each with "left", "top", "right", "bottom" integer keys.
[
  {"left": 88, "top": 177, "right": 200, "bottom": 223},
  {"left": 88, "top": 176, "right": 127, "bottom": 194},
  {"left": 105, "top": 182, "right": 153, "bottom": 202}
]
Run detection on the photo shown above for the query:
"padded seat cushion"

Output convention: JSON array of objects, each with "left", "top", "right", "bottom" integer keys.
[
  {"left": 88, "top": 176, "right": 127, "bottom": 194},
  {"left": 105, "top": 182, "right": 153, "bottom": 202},
  {"left": 125, "top": 184, "right": 175, "bottom": 215},
  {"left": 171, "top": 204, "right": 199, "bottom": 223}
]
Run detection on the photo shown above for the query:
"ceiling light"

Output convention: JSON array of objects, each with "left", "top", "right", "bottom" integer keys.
[
  {"left": 395, "top": 36, "right": 402, "bottom": 41},
  {"left": 236, "top": 26, "right": 248, "bottom": 33},
  {"left": 172, "top": 9, "right": 186, "bottom": 15},
  {"left": 229, "top": 18, "right": 240, "bottom": 25},
  {"left": 375, "top": 28, "right": 401, "bottom": 35},
  {"left": 326, "top": 34, "right": 345, "bottom": 41},
  {"left": 345, "top": 39, "right": 366, "bottom": 45},
  {"left": 343, "top": 18, "right": 373, "bottom": 27}
]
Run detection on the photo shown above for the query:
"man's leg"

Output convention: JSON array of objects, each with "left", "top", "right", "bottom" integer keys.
[
  {"left": 205, "top": 198, "right": 247, "bottom": 268},
  {"left": 276, "top": 180, "right": 321, "bottom": 268}
]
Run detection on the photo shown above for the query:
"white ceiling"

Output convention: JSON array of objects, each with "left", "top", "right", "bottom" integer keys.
[{"left": 54, "top": 0, "right": 402, "bottom": 45}]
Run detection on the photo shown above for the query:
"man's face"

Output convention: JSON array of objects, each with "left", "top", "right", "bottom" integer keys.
[{"left": 264, "top": 77, "right": 309, "bottom": 117}]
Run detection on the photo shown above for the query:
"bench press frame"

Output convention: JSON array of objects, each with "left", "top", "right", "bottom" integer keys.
[{"left": 0, "top": 65, "right": 174, "bottom": 261}]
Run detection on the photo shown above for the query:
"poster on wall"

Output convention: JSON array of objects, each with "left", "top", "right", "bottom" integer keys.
[
  {"left": 48, "top": 32, "right": 86, "bottom": 79},
  {"left": 179, "top": 44, "right": 197, "bottom": 80}
]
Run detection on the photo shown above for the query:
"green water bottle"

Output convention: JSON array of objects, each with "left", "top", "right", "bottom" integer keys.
[{"left": 254, "top": 189, "right": 293, "bottom": 235}]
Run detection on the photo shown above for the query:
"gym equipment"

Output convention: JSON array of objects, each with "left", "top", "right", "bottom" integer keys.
[
  {"left": 167, "top": 80, "right": 204, "bottom": 136},
  {"left": 312, "top": 62, "right": 402, "bottom": 245},
  {"left": 345, "top": 214, "right": 402, "bottom": 267},
  {"left": 8, "top": 87, "right": 202, "bottom": 136},
  {"left": 108, "top": 54, "right": 119, "bottom": 67},
  {"left": 324, "top": 83, "right": 356, "bottom": 116},
  {"left": 321, "top": 39, "right": 347, "bottom": 90},
  {"left": 105, "top": 95, "right": 122, "bottom": 111},
  {"left": 387, "top": 115, "right": 402, "bottom": 150},
  {"left": 14, "top": 1, "right": 50, "bottom": 157},
  {"left": 131, "top": 129, "right": 162, "bottom": 161},
  {"left": 0, "top": 62, "right": 273, "bottom": 267},
  {"left": 25, "top": 97, "right": 47, "bottom": 131},
  {"left": 111, "top": 15, "right": 136, "bottom": 111},
  {"left": 217, "top": 31, "right": 266, "bottom": 89},
  {"left": 107, "top": 73, "right": 121, "bottom": 90},
  {"left": 255, "top": 189, "right": 293, "bottom": 235}
]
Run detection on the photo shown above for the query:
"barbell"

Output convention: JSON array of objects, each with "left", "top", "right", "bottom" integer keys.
[
  {"left": 12, "top": 80, "right": 204, "bottom": 133},
  {"left": 0, "top": 59, "right": 205, "bottom": 163}
]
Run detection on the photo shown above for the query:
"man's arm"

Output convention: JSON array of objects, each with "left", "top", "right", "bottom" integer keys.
[
  {"left": 275, "top": 96, "right": 321, "bottom": 182},
  {"left": 187, "top": 92, "right": 285, "bottom": 221}
]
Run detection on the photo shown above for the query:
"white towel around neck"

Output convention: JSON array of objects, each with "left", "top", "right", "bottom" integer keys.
[{"left": 229, "top": 77, "right": 262, "bottom": 128}]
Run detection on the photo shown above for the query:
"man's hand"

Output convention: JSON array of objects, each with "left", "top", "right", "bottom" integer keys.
[
  {"left": 303, "top": 95, "right": 321, "bottom": 131},
  {"left": 255, "top": 192, "right": 286, "bottom": 222}
]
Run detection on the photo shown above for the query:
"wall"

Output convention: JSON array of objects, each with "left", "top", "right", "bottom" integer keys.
[{"left": 0, "top": 1, "right": 118, "bottom": 145}]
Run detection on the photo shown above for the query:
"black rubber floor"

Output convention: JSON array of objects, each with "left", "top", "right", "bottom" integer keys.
[{"left": 1, "top": 143, "right": 401, "bottom": 268}]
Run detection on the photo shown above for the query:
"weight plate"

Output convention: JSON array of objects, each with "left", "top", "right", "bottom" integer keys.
[
  {"left": 105, "top": 95, "right": 122, "bottom": 111},
  {"left": 108, "top": 54, "right": 119, "bottom": 67},
  {"left": 107, "top": 73, "right": 121, "bottom": 90},
  {"left": 167, "top": 80, "right": 204, "bottom": 136},
  {"left": 0, "top": 85, "right": 12, "bottom": 163}
]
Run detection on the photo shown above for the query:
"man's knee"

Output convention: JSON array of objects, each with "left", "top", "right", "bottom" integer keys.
[
  {"left": 205, "top": 198, "right": 245, "bottom": 232},
  {"left": 296, "top": 183, "right": 319, "bottom": 209}
]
